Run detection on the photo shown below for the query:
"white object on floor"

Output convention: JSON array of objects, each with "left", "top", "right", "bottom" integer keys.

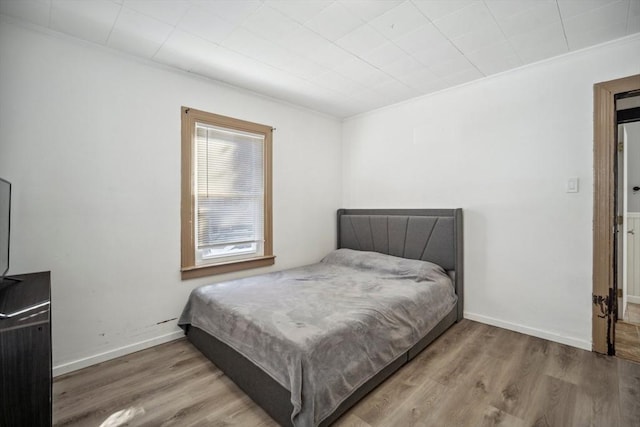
[{"left": 99, "top": 406, "right": 145, "bottom": 427}]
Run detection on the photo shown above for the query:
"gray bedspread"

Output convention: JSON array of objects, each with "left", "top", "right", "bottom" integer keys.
[{"left": 178, "top": 249, "right": 457, "bottom": 426}]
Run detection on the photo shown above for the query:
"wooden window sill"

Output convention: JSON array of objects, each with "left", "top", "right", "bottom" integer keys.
[{"left": 181, "top": 255, "right": 276, "bottom": 280}]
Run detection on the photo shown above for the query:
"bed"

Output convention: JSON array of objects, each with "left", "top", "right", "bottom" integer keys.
[{"left": 179, "top": 208, "right": 463, "bottom": 426}]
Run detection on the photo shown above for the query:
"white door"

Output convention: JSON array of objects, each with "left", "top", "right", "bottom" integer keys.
[
  {"left": 622, "top": 125, "right": 629, "bottom": 320},
  {"left": 625, "top": 121, "right": 640, "bottom": 317}
]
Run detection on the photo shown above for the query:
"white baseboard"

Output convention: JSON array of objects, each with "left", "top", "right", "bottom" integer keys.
[
  {"left": 52, "top": 330, "right": 185, "bottom": 377},
  {"left": 464, "top": 312, "right": 591, "bottom": 351},
  {"left": 53, "top": 313, "right": 598, "bottom": 377},
  {"left": 628, "top": 295, "right": 640, "bottom": 304}
]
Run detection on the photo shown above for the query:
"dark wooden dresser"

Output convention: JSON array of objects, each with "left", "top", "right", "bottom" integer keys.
[{"left": 0, "top": 271, "right": 52, "bottom": 427}]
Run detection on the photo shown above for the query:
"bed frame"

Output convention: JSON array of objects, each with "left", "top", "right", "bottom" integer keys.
[{"left": 185, "top": 208, "right": 463, "bottom": 426}]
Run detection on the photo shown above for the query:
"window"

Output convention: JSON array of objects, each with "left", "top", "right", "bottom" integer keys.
[{"left": 181, "top": 107, "right": 274, "bottom": 279}]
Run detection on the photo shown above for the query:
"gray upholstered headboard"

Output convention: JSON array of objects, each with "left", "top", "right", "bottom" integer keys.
[{"left": 337, "top": 208, "right": 463, "bottom": 320}]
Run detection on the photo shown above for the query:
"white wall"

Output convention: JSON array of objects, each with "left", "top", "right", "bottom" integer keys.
[
  {"left": 0, "top": 21, "right": 342, "bottom": 375},
  {"left": 343, "top": 35, "right": 640, "bottom": 350},
  {"left": 627, "top": 215, "right": 640, "bottom": 302},
  {"left": 2, "top": 17, "right": 639, "bottom": 375},
  {"left": 626, "top": 122, "right": 640, "bottom": 304},
  {"left": 627, "top": 121, "right": 640, "bottom": 213}
]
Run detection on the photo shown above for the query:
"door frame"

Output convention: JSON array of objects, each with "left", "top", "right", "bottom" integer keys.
[{"left": 593, "top": 74, "right": 640, "bottom": 354}]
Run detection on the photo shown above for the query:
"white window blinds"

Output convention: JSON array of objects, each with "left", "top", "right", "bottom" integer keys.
[{"left": 194, "top": 122, "right": 265, "bottom": 264}]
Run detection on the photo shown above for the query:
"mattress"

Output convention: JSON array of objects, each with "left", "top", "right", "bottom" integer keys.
[{"left": 179, "top": 249, "right": 457, "bottom": 426}]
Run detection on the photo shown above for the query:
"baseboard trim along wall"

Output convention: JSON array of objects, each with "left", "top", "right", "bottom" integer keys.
[
  {"left": 52, "top": 330, "right": 185, "bottom": 377},
  {"left": 628, "top": 295, "right": 640, "bottom": 304},
  {"left": 54, "top": 317, "right": 593, "bottom": 377},
  {"left": 464, "top": 312, "right": 591, "bottom": 351}
]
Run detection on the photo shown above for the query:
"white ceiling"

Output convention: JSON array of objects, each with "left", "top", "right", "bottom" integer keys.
[{"left": 1, "top": 0, "right": 639, "bottom": 118}]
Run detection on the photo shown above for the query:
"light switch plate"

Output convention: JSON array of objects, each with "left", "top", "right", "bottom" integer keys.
[{"left": 567, "top": 177, "right": 579, "bottom": 193}]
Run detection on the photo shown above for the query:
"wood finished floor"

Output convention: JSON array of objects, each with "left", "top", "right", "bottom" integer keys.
[
  {"left": 616, "top": 321, "right": 640, "bottom": 364},
  {"left": 53, "top": 320, "right": 640, "bottom": 427},
  {"left": 623, "top": 302, "right": 640, "bottom": 324},
  {"left": 616, "top": 302, "right": 640, "bottom": 364}
]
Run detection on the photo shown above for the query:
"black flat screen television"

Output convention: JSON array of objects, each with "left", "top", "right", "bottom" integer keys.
[{"left": 0, "top": 178, "right": 12, "bottom": 283}]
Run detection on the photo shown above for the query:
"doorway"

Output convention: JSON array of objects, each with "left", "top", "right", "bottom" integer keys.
[
  {"left": 592, "top": 74, "right": 640, "bottom": 356},
  {"left": 614, "top": 94, "right": 640, "bottom": 363}
]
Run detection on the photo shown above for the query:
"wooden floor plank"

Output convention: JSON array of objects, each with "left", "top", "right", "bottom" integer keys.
[
  {"left": 363, "top": 377, "right": 449, "bottom": 427},
  {"left": 616, "top": 321, "right": 640, "bottom": 364},
  {"left": 618, "top": 358, "right": 640, "bottom": 427},
  {"left": 523, "top": 374, "right": 578, "bottom": 427},
  {"left": 53, "top": 320, "right": 640, "bottom": 427},
  {"left": 488, "top": 335, "right": 551, "bottom": 421},
  {"left": 574, "top": 349, "right": 622, "bottom": 427},
  {"left": 479, "top": 406, "right": 525, "bottom": 427}
]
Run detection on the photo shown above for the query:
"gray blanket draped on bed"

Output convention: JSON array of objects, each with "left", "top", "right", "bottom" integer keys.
[{"left": 179, "top": 249, "right": 457, "bottom": 426}]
